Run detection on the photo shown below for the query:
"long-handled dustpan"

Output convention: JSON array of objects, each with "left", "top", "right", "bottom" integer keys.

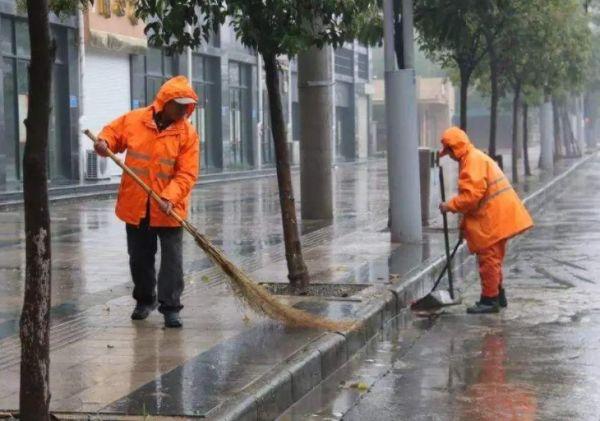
[
  {"left": 411, "top": 164, "right": 463, "bottom": 311},
  {"left": 83, "top": 130, "right": 354, "bottom": 331}
]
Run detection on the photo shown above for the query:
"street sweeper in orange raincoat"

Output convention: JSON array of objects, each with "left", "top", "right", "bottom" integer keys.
[
  {"left": 95, "top": 76, "right": 199, "bottom": 328},
  {"left": 438, "top": 127, "right": 533, "bottom": 314}
]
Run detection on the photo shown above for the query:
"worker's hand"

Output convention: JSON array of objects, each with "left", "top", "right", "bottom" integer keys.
[
  {"left": 158, "top": 198, "right": 173, "bottom": 215},
  {"left": 439, "top": 202, "right": 450, "bottom": 213},
  {"left": 94, "top": 140, "right": 109, "bottom": 157}
]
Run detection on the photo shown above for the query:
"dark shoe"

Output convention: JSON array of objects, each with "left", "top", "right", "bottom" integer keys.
[
  {"left": 164, "top": 312, "right": 182, "bottom": 328},
  {"left": 479, "top": 288, "right": 507, "bottom": 308},
  {"left": 131, "top": 303, "right": 156, "bottom": 320},
  {"left": 467, "top": 297, "right": 500, "bottom": 314},
  {"left": 499, "top": 287, "right": 507, "bottom": 308}
]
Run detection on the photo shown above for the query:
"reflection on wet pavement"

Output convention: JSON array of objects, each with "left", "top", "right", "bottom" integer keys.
[
  {"left": 281, "top": 157, "right": 600, "bottom": 421},
  {"left": 1, "top": 150, "right": 560, "bottom": 416},
  {"left": 0, "top": 162, "right": 392, "bottom": 333}
]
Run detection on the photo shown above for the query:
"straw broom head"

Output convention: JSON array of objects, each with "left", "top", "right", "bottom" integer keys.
[{"left": 188, "top": 225, "right": 356, "bottom": 332}]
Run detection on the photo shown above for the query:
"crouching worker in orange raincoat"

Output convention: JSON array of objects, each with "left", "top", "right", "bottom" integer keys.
[
  {"left": 438, "top": 127, "right": 533, "bottom": 314},
  {"left": 94, "top": 76, "right": 199, "bottom": 328}
]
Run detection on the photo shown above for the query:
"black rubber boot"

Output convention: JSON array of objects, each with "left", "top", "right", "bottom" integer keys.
[
  {"left": 498, "top": 286, "right": 507, "bottom": 308},
  {"left": 131, "top": 303, "right": 156, "bottom": 320},
  {"left": 164, "top": 312, "right": 183, "bottom": 328},
  {"left": 479, "top": 287, "right": 507, "bottom": 308},
  {"left": 467, "top": 296, "right": 500, "bottom": 314}
]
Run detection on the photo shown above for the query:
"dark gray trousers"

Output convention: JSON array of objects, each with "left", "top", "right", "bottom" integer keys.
[{"left": 126, "top": 212, "right": 184, "bottom": 313}]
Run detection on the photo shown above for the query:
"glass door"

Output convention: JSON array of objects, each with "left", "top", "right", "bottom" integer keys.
[{"left": 2, "top": 57, "right": 18, "bottom": 182}]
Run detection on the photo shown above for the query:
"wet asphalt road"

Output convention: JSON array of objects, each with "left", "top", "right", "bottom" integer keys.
[{"left": 281, "top": 157, "right": 600, "bottom": 421}]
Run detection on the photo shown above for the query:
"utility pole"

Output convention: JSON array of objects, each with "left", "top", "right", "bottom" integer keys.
[
  {"left": 384, "top": 0, "right": 422, "bottom": 243},
  {"left": 299, "top": 46, "right": 334, "bottom": 220}
]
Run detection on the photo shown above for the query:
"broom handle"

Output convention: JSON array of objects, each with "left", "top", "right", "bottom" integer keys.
[
  {"left": 83, "top": 129, "right": 196, "bottom": 234},
  {"left": 439, "top": 165, "right": 455, "bottom": 299}
]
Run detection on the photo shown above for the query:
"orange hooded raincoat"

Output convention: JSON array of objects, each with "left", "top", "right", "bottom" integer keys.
[
  {"left": 443, "top": 127, "right": 533, "bottom": 253},
  {"left": 99, "top": 76, "right": 199, "bottom": 227}
]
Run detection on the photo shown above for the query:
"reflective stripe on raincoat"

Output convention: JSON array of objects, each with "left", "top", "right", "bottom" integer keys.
[
  {"left": 443, "top": 127, "right": 533, "bottom": 253},
  {"left": 99, "top": 76, "right": 200, "bottom": 227}
]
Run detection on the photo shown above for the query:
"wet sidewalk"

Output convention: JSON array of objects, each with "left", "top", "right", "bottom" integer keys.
[
  {"left": 0, "top": 146, "right": 581, "bottom": 418},
  {"left": 0, "top": 158, "right": 418, "bottom": 416},
  {"left": 281, "top": 155, "right": 600, "bottom": 421}
]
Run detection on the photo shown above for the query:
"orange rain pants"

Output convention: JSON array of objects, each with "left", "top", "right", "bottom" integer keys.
[{"left": 477, "top": 239, "right": 507, "bottom": 298}]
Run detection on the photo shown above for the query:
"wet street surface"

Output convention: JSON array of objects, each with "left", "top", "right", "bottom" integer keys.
[
  {"left": 281, "top": 157, "right": 600, "bottom": 420},
  {"left": 0, "top": 159, "right": 454, "bottom": 414},
  {"left": 3, "top": 146, "right": 579, "bottom": 418}
]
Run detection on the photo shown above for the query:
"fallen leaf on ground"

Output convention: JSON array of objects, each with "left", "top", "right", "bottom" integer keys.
[{"left": 350, "top": 381, "right": 369, "bottom": 391}]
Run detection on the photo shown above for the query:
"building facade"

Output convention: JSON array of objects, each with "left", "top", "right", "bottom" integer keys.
[
  {"left": 0, "top": 2, "right": 374, "bottom": 189},
  {"left": 0, "top": 1, "right": 80, "bottom": 188}
]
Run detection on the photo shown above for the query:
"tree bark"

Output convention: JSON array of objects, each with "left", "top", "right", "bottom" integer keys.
[
  {"left": 552, "top": 98, "right": 563, "bottom": 159},
  {"left": 561, "top": 104, "right": 579, "bottom": 157},
  {"left": 511, "top": 86, "right": 520, "bottom": 184},
  {"left": 522, "top": 103, "right": 531, "bottom": 176},
  {"left": 488, "top": 51, "right": 499, "bottom": 158},
  {"left": 263, "top": 54, "right": 309, "bottom": 287},
  {"left": 20, "top": 1, "right": 53, "bottom": 419},
  {"left": 459, "top": 69, "right": 469, "bottom": 131}
]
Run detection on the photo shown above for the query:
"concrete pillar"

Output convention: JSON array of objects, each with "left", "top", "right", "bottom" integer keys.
[
  {"left": 384, "top": 0, "right": 422, "bottom": 243},
  {"left": 298, "top": 45, "right": 334, "bottom": 220},
  {"left": 539, "top": 101, "right": 554, "bottom": 170}
]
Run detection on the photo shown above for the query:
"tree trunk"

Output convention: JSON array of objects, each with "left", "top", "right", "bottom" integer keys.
[
  {"left": 263, "top": 54, "right": 309, "bottom": 287},
  {"left": 488, "top": 52, "right": 499, "bottom": 158},
  {"left": 459, "top": 70, "right": 469, "bottom": 131},
  {"left": 511, "top": 86, "right": 520, "bottom": 184},
  {"left": 552, "top": 98, "right": 563, "bottom": 159},
  {"left": 561, "top": 104, "right": 579, "bottom": 157},
  {"left": 523, "top": 103, "right": 531, "bottom": 176},
  {"left": 20, "top": 1, "right": 53, "bottom": 419}
]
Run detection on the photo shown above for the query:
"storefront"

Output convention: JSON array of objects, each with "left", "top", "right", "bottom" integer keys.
[
  {"left": 191, "top": 53, "right": 222, "bottom": 170},
  {"left": 0, "top": 13, "right": 79, "bottom": 187},
  {"left": 228, "top": 61, "right": 253, "bottom": 169}
]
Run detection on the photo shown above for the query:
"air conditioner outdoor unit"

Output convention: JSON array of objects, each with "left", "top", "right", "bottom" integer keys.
[{"left": 85, "top": 150, "right": 110, "bottom": 180}]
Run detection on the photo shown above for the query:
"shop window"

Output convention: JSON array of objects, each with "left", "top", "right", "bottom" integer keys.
[
  {"left": 130, "top": 48, "right": 179, "bottom": 108},
  {"left": 1, "top": 18, "right": 13, "bottom": 55},
  {"left": 191, "top": 54, "right": 221, "bottom": 170},
  {"left": 15, "top": 21, "right": 30, "bottom": 57},
  {"left": 229, "top": 61, "right": 253, "bottom": 168},
  {"left": 292, "top": 102, "right": 300, "bottom": 141},
  {"left": 1, "top": 17, "right": 73, "bottom": 183},
  {"left": 335, "top": 47, "right": 353, "bottom": 77},
  {"left": 357, "top": 53, "right": 368, "bottom": 80}
]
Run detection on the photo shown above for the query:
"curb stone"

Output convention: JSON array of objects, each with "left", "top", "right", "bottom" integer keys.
[{"left": 206, "top": 152, "right": 597, "bottom": 421}]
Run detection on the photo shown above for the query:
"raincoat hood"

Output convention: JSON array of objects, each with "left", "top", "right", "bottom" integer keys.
[
  {"left": 441, "top": 126, "right": 473, "bottom": 159},
  {"left": 152, "top": 76, "right": 198, "bottom": 118}
]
